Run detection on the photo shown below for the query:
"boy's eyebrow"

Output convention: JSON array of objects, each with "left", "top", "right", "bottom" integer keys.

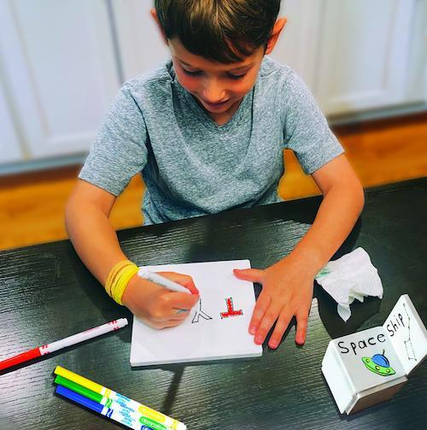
[
  {"left": 179, "top": 60, "right": 254, "bottom": 72},
  {"left": 179, "top": 60, "right": 199, "bottom": 69},
  {"left": 228, "top": 63, "right": 254, "bottom": 72}
]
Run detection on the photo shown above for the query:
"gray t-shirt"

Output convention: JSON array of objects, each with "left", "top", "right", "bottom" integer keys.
[{"left": 80, "top": 57, "right": 343, "bottom": 225}]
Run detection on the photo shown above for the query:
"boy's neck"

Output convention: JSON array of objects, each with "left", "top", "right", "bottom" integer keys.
[{"left": 197, "top": 97, "right": 243, "bottom": 126}]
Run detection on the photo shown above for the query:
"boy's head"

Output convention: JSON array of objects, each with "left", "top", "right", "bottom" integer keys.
[
  {"left": 152, "top": 0, "right": 285, "bottom": 121},
  {"left": 154, "top": 0, "right": 282, "bottom": 63}
]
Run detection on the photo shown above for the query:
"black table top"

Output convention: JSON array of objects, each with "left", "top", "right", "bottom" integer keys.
[{"left": 0, "top": 178, "right": 426, "bottom": 430}]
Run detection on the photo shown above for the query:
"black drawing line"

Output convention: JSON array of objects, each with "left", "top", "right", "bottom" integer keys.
[
  {"left": 192, "top": 298, "right": 213, "bottom": 324},
  {"left": 403, "top": 303, "right": 417, "bottom": 361}
]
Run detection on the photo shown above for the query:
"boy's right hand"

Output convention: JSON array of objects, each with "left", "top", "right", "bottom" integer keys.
[{"left": 121, "top": 272, "right": 199, "bottom": 329}]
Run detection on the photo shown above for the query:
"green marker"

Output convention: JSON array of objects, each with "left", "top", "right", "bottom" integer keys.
[
  {"left": 55, "top": 375, "right": 171, "bottom": 429},
  {"left": 54, "top": 366, "right": 186, "bottom": 429},
  {"left": 140, "top": 416, "right": 168, "bottom": 430},
  {"left": 55, "top": 375, "right": 103, "bottom": 403}
]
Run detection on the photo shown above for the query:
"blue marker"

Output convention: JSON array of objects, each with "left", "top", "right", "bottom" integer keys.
[{"left": 55, "top": 385, "right": 155, "bottom": 430}]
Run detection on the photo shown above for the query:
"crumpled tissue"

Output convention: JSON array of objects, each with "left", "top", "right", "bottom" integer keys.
[{"left": 315, "top": 247, "right": 383, "bottom": 322}]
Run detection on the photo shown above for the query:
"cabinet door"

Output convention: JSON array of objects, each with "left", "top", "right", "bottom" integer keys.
[
  {"left": 0, "top": 0, "right": 120, "bottom": 159},
  {"left": 270, "top": 0, "right": 323, "bottom": 93},
  {"left": 316, "top": 0, "right": 415, "bottom": 115},
  {"left": 0, "top": 80, "right": 23, "bottom": 164},
  {"left": 112, "top": 0, "right": 169, "bottom": 82},
  {"left": 406, "top": 0, "right": 427, "bottom": 102}
]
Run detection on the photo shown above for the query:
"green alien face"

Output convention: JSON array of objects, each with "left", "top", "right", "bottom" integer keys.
[{"left": 362, "top": 352, "right": 396, "bottom": 376}]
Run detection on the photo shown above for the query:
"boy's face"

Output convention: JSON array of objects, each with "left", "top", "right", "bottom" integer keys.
[{"left": 168, "top": 38, "right": 265, "bottom": 120}]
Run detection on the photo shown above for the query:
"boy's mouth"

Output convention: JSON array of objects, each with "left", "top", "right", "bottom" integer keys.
[{"left": 201, "top": 99, "right": 231, "bottom": 111}]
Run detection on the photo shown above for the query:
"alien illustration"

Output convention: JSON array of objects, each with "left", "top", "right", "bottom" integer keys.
[{"left": 362, "top": 350, "right": 396, "bottom": 376}]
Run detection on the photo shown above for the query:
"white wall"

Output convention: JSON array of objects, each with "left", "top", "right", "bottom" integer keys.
[{"left": 0, "top": 0, "right": 425, "bottom": 171}]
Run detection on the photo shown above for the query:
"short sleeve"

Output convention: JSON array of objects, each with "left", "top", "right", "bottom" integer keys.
[
  {"left": 79, "top": 84, "right": 148, "bottom": 196},
  {"left": 282, "top": 71, "right": 344, "bottom": 175}
]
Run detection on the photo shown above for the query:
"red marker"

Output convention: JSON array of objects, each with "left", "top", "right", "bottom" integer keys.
[{"left": 0, "top": 318, "right": 128, "bottom": 371}]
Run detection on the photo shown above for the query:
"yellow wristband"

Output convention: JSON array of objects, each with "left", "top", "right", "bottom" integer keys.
[
  {"left": 105, "top": 260, "right": 139, "bottom": 305},
  {"left": 111, "top": 264, "right": 139, "bottom": 305},
  {"left": 105, "top": 260, "right": 131, "bottom": 297}
]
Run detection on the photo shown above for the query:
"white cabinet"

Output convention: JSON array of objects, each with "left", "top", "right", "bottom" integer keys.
[
  {"left": 0, "top": 0, "right": 425, "bottom": 170},
  {"left": 0, "top": 80, "right": 23, "bottom": 163},
  {"left": 0, "top": 0, "right": 120, "bottom": 160},
  {"left": 270, "top": 0, "right": 323, "bottom": 93},
  {"left": 407, "top": 0, "right": 427, "bottom": 102},
  {"left": 112, "top": 0, "right": 169, "bottom": 82},
  {"left": 315, "top": 0, "right": 416, "bottom": 115}
]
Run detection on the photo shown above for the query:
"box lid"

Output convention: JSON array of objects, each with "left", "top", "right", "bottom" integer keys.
[
  {"left": 383, "top": 294, "right": 427, "bottom": 375},
  {"left": 328, "top": 327, "right": 406, "bottom": 395}
]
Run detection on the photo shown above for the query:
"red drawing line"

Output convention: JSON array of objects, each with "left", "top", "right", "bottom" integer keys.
[{"left": 220, "top": 297, "right": 243, "bottom": 319}]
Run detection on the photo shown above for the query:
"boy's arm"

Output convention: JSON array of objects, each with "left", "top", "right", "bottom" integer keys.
[
  {"left": 293, "top": 153, "right": 364, "bottom": 274},
  {"left": 65, "top": 179, "right": 125, "bottom": 284},
  {"left": 234, "top": 154, "right": 364, "bottom": 348},
  {"left": 65, "top": 179, "right": 199, "bottom": 328}
]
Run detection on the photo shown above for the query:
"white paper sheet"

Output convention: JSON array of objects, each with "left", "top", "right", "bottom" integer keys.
[{"left": 130, "top": 260, "right": 262, "bottom": 366}]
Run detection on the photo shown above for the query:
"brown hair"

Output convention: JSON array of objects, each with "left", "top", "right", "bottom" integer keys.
[{"left": 154, "top": 0, "right": 282, "bottom": 63}]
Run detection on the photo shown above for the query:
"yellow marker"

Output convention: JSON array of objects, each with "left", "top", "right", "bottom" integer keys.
[
  {"left": 55, "top": 366, "right": 103, "bottom": 393},
  {"left": 54, "top": 366, "right": 186, "bottom": 430},
  {"left": 140, "top": 406, "right": 168, "bottom": 422}
]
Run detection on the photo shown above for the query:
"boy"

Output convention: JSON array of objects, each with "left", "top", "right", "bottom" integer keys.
[{"left": 66, "top": 0, "right": 364, "bottom": 350}]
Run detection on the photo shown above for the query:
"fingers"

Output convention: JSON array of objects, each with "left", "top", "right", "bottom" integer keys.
[
  {"left": 169, "top": 291, "right": 200, "bottom": 310},
  {"left": 171, "top": 309, "right": 190, "bottom": 318},
  {"left": 250, "top": 289, "right": 310, "bottom": 348},
  {"left": 173, "top": 308, "right": 191, "bottom": 315},
  {"left": 150, "top": 317, "right": 188, "bottom": 329},
  {"left": 145, "top": 272, "right": 199, "bottom": 328},
  {"left": 249, "top": 292, "right": 271, "bottom": 337},
  {"left": 158, "top": 271, "right": 199, "bottom": 294},
  {"left": 268, "top": 311, "right": 293, "bottom": 349},
  {"left": 258, "top": 306, "right": 309, "bottom": 349},
  {"left": 253, "top": 302, "right": 283, "bottom": 346},
  {"left": 124, "top": 274, "right": 199, "bottom": 329},
  {"left": 161, "top": 319, "right": 187, "bottom": 329},
  {"left": 157, "top": 291, "right": 199, "bottom": 324},
  {"left": 146, "top": 302, "right": 193, "bottom": 328},
  {"left": 140, "top": 290, "right": 197, "bottom": 323},
  {"left": 234, "top": 268, "right": 265, "bottom": 284},
  {"left": 295, "top": 308, "right": 309, "bottom": 345}
]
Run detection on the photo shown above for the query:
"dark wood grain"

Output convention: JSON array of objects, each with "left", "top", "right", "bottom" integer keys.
[{"left": 0, "top": 178, "right": 426, "bottom": 430}]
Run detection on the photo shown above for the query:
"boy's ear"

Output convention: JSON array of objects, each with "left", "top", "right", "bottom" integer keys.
[
  {"left": 150, "top": 8, "right": 168, "bottom": 45},
  {"left": 265, "top": 17, "right": 287, "bottom": 55}
]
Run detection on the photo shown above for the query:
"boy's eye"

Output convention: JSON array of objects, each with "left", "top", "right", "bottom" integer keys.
[
  {"left": 182, "top": 67, "right": 246, "bottom": 80},
  {"left": 183, "top": 69, "right": 202, "bottom": 77},
  {"left": 228, "top": 73, "right": 246, "bottom": 80}
]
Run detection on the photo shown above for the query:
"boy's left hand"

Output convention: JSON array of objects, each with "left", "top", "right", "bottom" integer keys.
[{"left": 234, "top": 257, "right": 315, "bottom": 349}]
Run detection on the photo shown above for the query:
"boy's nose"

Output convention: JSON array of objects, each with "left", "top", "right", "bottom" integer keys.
[{"left": 201, "top": 80, "right": 226, "bottom": 103}]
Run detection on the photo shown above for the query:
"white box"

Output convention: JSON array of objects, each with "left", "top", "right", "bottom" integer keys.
[{"left": 322, "top": 295, "right": 427, "bottom": 414}]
